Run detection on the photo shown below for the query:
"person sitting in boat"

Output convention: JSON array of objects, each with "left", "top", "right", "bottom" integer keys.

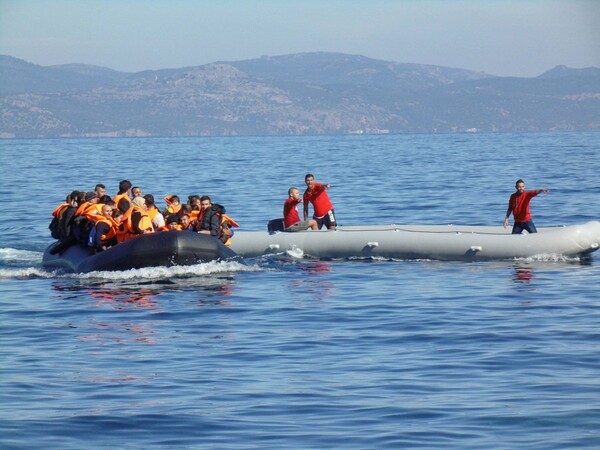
[
  {"left": 113, "top": 179, "right": 132, "bottom": 206},
  {"left": 196, "top": 196, "right": 239, "bottom": 245},
  {"left": 116, "top": 196, "right": 154, "bottom": 242},
  {"left": 48, "top": 190, "right": 81, "bottom": 254},
  {"left": 143, "top": 194, "right": 166, "bottom": 230},
  {"left": 165, "top": 214, "right": 181, "bottom": 231},
  {"left": 163, "top": 194, "right": 182, "bottom": 219},
  {"left": 75, "top": 191, "right": 101, "bottom": 220},
  {"left": 187, "top": 194, "right": 201, "bottom": 211},
  {"left": 91, "top": 201, "right": 118, "bottom": 252},
  {"left": 179, "top": 213, "right": 193, "bottom": 230},
  {"left": 94, "top": 183, "right": 106, "bottom": 199},
  {"left": 504, "top": 179, "right": 550, "bottom": 234},
  {"left": 284, "top": 187, "right": 318, "bottom": 232},
  {"left": 303, "top": 173, "right": 337, "bottom": 230}
]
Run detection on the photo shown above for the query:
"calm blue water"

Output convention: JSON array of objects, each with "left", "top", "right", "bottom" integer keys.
[{"left": 1, "top": 132, "right": 599, "bottom": 449}]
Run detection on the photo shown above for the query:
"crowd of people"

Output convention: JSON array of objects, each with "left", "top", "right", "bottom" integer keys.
[
  {"left": 49, "top": 180, "right": 239, "bottom": 254},
  {"left": 50, "top": 174, "right": 549, "bottom": 255}
]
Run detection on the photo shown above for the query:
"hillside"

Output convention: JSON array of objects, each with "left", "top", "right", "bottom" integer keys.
[{"left": 1, "top": 53, "right": 598, "bottom": 138}]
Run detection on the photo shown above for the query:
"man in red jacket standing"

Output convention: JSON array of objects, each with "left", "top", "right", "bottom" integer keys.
[
  {"left": 504, "top": 179, "right": 550, "bottom": 234},
  {"left": 303, "top": 173, "right": 337, "bottom": 230}
]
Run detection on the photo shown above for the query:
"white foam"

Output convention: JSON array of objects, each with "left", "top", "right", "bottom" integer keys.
[
  {"left": 286, "top": 246, "right": 305, "bottom": 259},
  {"left": 513, "top": 253, "right": 584, "bottom": 263},
  {"left": 76, "top": 260, "right": 262, "bottom": 280},
  {"left": 0, "top": 247, "right": 43, "bottom": 265},
  {"left": 0, "top": 267, "right": 57, "bottom": 279}
]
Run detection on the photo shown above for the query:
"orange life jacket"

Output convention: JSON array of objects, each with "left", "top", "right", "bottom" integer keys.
[
  {"left": 75, "top": 202, "right": 102, "bottom": 221},
  {"left": 113, "top": 193, "right": 131, "bottom": 209},
  {"left": 220, "top": 214, "right": 240, "bottom": 246},
  {"left": 164, "top": 195, "right": 182, "bottom": 215},
  {"left": 93, "top": 216, "right": 118, "bottom": 244},
  {"left": 52, "top": 203, "right": 69, "bottom": 218},
  {"left": 116, "top": 205, "right": 154, "bottom": 242}
]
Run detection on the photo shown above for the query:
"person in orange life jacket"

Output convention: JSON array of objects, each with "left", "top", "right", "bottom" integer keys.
[
  {"left": 303, "top": 173, "right": 337, "bottom": 230},
  {"left": 188, "top": 195, "right": 201, "bottom": 211},
  {"left": 75, "top": 192, "right": 101, "bottom": 219},
  {"left": 143, "top": 194, "right": 166, "bottom": 230},
  {"left": 48, "top": 190, "right": 82, "bottom": 254},
  {"left": 113, "top": 179, "right": 132, "bottom": 206},
  {"left": 165, "top": 214, "right": 181, "bottom": 230},
  {"left": 163, "top": 195, "right": 182, "bottom": 218},
  {"left": 116, "top": 196, "right": 154, "bottom": 242},
  {"left": 92, "top": 201, "right": 118, "bottom": 252},
  {"left": 284, "top": 187, "right": 318, "bottom": 231},
  {"left": 504, "top": 179, "right": 550, "bottom": 234},
  {"left": 50, "top": 191, "right": 74, "bottom": 233}
]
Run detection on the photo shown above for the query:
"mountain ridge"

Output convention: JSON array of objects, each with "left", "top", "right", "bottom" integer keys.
[{"left": 1, "top": 52, "right": 598, "bottom": 138}]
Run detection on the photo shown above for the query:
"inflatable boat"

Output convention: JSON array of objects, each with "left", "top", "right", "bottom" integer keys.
[
  {"left": 229, "top": 221, "right": 600, "bottom": 261},
  {"left": 43, "top": 231, "right": 238, "bottom": 273}
]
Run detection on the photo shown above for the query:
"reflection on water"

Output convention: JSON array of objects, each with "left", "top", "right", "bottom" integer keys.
[
  {"left": 513, "top": 267, "right": 534, "bottom": 284},
  {"left": 290, "top": 260, "right": 336, "bottom": 301}
]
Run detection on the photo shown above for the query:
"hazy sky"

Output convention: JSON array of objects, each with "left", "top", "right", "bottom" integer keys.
[{"left": 1, "top": 0, "right": 598, "bottom": 77}]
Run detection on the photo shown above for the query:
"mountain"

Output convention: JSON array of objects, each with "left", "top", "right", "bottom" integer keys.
[{"left": 1, "top": 53, "right": 598, "bottom": 138}]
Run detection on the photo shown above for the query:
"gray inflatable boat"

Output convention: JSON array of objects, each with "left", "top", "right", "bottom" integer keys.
[{"left": 229, "top": 221, "right": 600, "bottom": 261}]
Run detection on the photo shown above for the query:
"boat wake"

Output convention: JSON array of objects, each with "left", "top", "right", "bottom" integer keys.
[{"left": 0, "top": 246, "right": 262, "bottom": 280}]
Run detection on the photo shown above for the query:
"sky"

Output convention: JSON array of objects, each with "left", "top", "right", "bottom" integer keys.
[{"left": 0, "top": 0, "right": 598, "bottom": 77}]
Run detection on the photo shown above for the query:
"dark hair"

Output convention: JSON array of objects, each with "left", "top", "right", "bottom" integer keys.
[
  {"left": 99, "top": 194, "right": 112, "bottom": 203},
  {"left": 95, "top": 183, "right": 106, "bottom": 190},
  {"left": 200, "top": 195, "right": 211, "bottom": 203},
  {"left": 515, "top": 179, "right": 525, "bottom": 187},
  {"left": 143, "top": 194, "right": 155, "bottom": 206},
  {"left": 305, "top": 173, "right": 314, "bottom": 181},
  {"left": 118, "top": 180, "right": 132, "bottom": 194},
  {"left": 68, "top": 190, "right": 80, "bottom": 203},
  {"left": 117, "top": 198, "right": 131, "bottom": 213}
]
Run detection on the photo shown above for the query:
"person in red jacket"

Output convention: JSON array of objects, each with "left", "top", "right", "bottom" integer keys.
[
  {"left": 504, "top": 179, "right": 550, "bottom": 234},
  {"left": 303, "top": 173, "right": 337, "bottom": 230}
]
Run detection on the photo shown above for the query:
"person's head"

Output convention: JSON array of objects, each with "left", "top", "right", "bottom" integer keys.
[
  {"left": 200, "top": 195, "right": 212, "bottom": 210},
  {"left": 166, "top": 214, "right": 180, "bottom": 229},
  {"left": 101, "top": 203, "right": 114, "bottom": 218},
  {"left": 304, "top": 173, "right": 315, "bottom": 190},
  {"left": 76, "top": 191, "right": 87, "bottom": 204},
  {"left": 515, "top": 179, "right": 526, "bottom": 193},
  {"left": 288, "top": 187, "right": 300, "bottom": 200},
  {"left": 180, "top": 214, "right": 190, "bottom": 228},
  {"left": 132, "top": 186, "right": 142, "bottom": 198},
  {"left": 188, "top": 195, "right": 201, "bottom": 209},
  {"left": 118, "top": 179, "right": 132, "bottom": 195},
  {"left": 94, "top": 183, "right": 106, "bottom": 198},
  {"left": 99, "top": 194, "right": 112, "bottom": 204},
  {"left": 84, "top": 192, "right": 98, "bottom": 203},
  {"left": 118, "top": 198, "right": 131, "bottom": 213},
  {"left": 131, "top": 196, "right": 147, "bottom": 210},
  {"left": 69, "top": 190, "right": 81, "bottom": 206},
  {"left": 169, "top": 195, "right": 180, "bottom": 206},
  {"left": 112, "top": 209, "right": 124, "bottom": 222},
  {"left": 143, "top": 194, "right": 155, "bottom": 208}
]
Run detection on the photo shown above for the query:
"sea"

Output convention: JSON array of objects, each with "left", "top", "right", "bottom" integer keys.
[{"left": 1, "top": 132, "right": 599, "bottom": 449}]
